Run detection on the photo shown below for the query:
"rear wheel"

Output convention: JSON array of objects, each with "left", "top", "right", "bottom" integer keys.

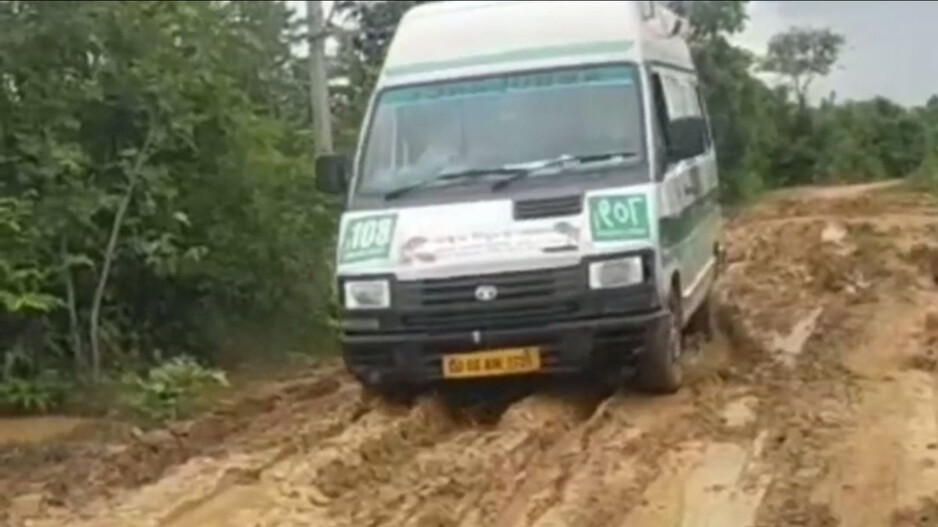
[{"left": 636, "top": 287, "right": 684, "bottom": 394}]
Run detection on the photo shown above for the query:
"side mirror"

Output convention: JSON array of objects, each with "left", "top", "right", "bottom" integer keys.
[
  {"left": 667, "top": 118, "right": 707, "bottom": 162},
  {"left": 315, "top": 154, "right": 350, "bottom": 194}
]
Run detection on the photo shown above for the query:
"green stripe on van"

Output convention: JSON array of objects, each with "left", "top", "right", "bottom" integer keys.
[
  {"left": 659, "top": 188, "right": 721, "bottom": 250},
  {"left": 384, "top": 40, "right": 634, "bottom": 77}
]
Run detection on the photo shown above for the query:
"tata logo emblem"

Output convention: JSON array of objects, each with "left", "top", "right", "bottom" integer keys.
[{"left": 474, "top": 284, "right": 498, "bottom": 302}]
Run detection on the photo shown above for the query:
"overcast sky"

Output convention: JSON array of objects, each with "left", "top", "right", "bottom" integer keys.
[
  {"left": 734, "top": 1, "right": 938, "bottom": 106},
  {"left": 292, "top": 1, "right": 938, "bottom": 107}
]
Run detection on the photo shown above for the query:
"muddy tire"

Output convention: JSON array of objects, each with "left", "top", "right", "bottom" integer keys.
[
  {"left": 637, "top": 288, "right": 684, "bottom": 394},
  {"left": 687, "top": 289, "right": 717, "bottom": 340},
  {"left": 362, "top": 381, "right": 417, "bottom": 405}
]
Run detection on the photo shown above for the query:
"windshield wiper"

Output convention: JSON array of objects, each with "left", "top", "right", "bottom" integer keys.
[
  {"left": 491, "top": 150, "right": 639, "bottom": 192},
  {"left": 384, "top": 167, "right": 527, "bottom": 200}
]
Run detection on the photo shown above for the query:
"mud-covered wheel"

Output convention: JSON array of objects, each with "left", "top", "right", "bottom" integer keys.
[
  {"left": 362, "top": 381, "right": 417, "bottom": 405},
  {"left": 687, "top": 289, "right": 717, "bottom": 340},
  {"left": 637, "top": 287, "right": 684, "bottom": 394}
]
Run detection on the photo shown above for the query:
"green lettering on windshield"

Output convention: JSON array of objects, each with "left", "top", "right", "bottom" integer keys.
[
  {"left": 340, "top": 214, "right": 398, "bottom": 264},
  {"left": 381, "top": 65, "right": 634, "bottom": 107},
  {"left": 589, "top": 194, "right": 650, "bottom": 242}
]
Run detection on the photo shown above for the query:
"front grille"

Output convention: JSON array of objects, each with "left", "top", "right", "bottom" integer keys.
[
  {"left": 513, "top": 195, "right": 582, "bottom": 220},
  {"left": 344, "top": 344, "right": 393, "bottom": 368},
  {"left": 403, "top": 302, "right": 578, "bottom": 329},
  {"left": 396, "top": 265, "right": 584, "bottom": 331}
]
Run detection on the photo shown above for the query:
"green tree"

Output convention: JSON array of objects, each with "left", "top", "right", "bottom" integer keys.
[
  {"left": 330, "top": 1, "right": 426, "bottom": 149},
  {"left": 758, "top": 27, "right": 845, "bottom": 185},
  {"left": 914, "top": 96, "right": 938, "bottom": 191},
  {"left": 0, "top": 1, "right": 333, "bottom": 398},
  {"left": 762, "top": 27, "right": 845, "bottom": 107},
  {"left": 670, "top": 0, "right": 748, "bottom": 42},
  {"left": 676, "top": 1, "right": 783, "bottom": 201}
]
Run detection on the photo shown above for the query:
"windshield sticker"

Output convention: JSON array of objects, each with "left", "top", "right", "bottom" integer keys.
[
  {"left": 382, "top": 65, "right": 635, "bottom": 108},
  {"left": 589, "top": 194, "right": 650, "bottom": 242},
  {"left": 340, "top": 214, "right": 398, "bottom": 264}
]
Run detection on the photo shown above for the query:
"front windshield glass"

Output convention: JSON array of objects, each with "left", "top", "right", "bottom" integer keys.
[{"left": 357, "top": 64, "right": 644, "bottom": 195}]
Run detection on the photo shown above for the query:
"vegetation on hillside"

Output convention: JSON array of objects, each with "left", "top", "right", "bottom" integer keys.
[
  {"left": 0, "top": 1, "right": 333, "bottom": 413},
  {"left": 1, "top": 0, "right": 937, "bottom": 415}
]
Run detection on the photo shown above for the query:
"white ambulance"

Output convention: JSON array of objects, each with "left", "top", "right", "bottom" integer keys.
[{"left": 316, "top": 1, "right": 721, "bottom": 394}]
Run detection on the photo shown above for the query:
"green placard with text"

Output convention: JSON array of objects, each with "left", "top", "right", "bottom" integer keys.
[
  {"left": 588, "top": 194, "right": 651, "bottom": 242},
  {"left": 339, "top": 214, "right": 397, "bottom": 264}
]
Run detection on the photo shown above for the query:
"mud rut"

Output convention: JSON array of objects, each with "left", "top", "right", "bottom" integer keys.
[{"left": 6, "top": 184, "right": 938, "bottom": 527}]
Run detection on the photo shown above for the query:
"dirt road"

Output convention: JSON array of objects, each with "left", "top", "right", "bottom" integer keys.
[{"left": 3, "top": 183, "right": 938, "bottom": 527}]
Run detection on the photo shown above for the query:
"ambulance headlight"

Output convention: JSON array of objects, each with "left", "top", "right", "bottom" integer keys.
[
  {"left": 343, "top": 279, "right": 391, "bottom": 310},
  {"left": 589, "top": 256, "right": 644, "bottom": 289}
]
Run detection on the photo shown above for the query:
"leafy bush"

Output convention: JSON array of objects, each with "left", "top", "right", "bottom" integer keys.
[
  {"left": 0, "top": 372, "right": 68, "bottom": 414},
  {"left": 121, "top": 356, "right": 229, "bottom": 422},
  {"left": 0, "top": 0, "right": 335, "bottom": 393},
  {"left": 913, "top": 165, "right": 938, "bottom": 195}
]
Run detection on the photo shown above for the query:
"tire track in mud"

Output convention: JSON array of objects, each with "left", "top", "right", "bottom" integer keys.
[
  {"left": 345, "top": 393, "right": 598, "bottom": 527},
  {"left": 624, "top": 432, "right": 774, "bottom": 527},
  {"left": 620, "top": 384, "right": 772, "bottom": 527},
  {"left": 749, "top": 297, "right": 938, "bottom": 524},
  {"left": 517, "top": 394, "right": 696, "bottom": 527},
  {"left": 156, "top": 382, "right": 372, "bottom": 527},
  {"left": 165, "top": 395, "right": 460, "bottom": 527},
  {"left": 162, "top": 386, "right": 699, "bottom": 527},
  {"left": 39, "top": 377, "right": 368, "bottom": 527},
  {"left": 809, "top": 292, "right": 938, "bottom": 527},
  {"left": 9, "top": 369, "right": 350, "bottom": 523},
  {"left": 318, "top": 387, "right": 703, "bottom": 527},
  {"left": 257, "top": 392, "right": 599, "bottom": 527}
]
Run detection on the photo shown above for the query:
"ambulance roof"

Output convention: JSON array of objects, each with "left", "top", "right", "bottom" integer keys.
[{"left": 379, "top": 1, "right": 694, "bottom": 88}]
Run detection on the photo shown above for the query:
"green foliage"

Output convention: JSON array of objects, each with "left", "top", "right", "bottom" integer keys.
[
  {"left": 330, "top": 0, "right": 427, "bottom": 150},
  {"left": 670, "top": 1, "right": 749, "bottom": 42},
  {"left": 120, "top": 356, "right": 228, "bottom": 421},
  {"left": 0, "top": 0, "right": 336, "bottom": 409},
  {"left": 912, "top": 108, "right": 938, "bottom": 193},
  {"left": 682, "top": 1, "right": 774, "bottom": 202},
  {"left": 0, "top": 372, "right": 68, "bottom": 414},
  {"left": 762, "top": 27, "right": 845, "bottom": 105},
  {"left": 814, "top": 98, "right": 923, "bottom": 183},
  {"left": 682, "top": 3, "right": 926, "bottom": 193}
]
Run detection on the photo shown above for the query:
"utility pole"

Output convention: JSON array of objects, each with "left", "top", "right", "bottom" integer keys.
[{"left": 308, "top": 0, "right": 334, "bottom": 155}]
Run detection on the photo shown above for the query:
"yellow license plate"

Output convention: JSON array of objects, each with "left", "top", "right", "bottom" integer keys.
[{"left": 442, "top": 347, "right": 542, "bottom": 379}]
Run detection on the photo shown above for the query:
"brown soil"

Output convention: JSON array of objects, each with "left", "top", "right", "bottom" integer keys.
[{"left": 4, "top": 182, "right": 938, "bottom": 527}]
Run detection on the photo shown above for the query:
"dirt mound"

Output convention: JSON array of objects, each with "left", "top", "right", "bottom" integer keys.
[
  {"left": 741, "top": 186, "right": 938, "bottom": 223},
  {"left": 909, "top": 243, "right": 938, "bottom": 285},
  {"left": 717, "top": 186, "right": 938, "bottom": 370},
  {"left": 893, "top": 496, "right": 938, "bottom": 527},
  {"left": 0, "top": 367, "right": 350, "bottom": 523},
  {"left": 908, "top": 311, "right": 938, "bottom": 372},
  {"left": 721, "top": 218, "right": 886, "bottom": 342}
]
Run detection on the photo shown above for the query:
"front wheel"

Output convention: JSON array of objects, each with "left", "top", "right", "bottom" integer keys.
[
  {"left": 360, "top": 379, "right": 419, "bottom": 406},
  {"left": 636, "top": 288, "right": 684, "bottom": 394},
  {"left": 687, "top": 289, "right": 717, "bottom": 340}
]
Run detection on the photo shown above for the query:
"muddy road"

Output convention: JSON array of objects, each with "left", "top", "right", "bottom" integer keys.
[{"left": 3, "top": 183, "right": 938, "bottom": 527}]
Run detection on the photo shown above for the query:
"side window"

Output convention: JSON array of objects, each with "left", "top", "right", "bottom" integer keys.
[
  {"left": 651, "top": 73, "right": 671, "bottom": 172},
  {"left": 656, "top": 70, "right": 708, "bottom": 163},
  {"left": 695, "top": 85, "right": 712, "bottom": 150}
]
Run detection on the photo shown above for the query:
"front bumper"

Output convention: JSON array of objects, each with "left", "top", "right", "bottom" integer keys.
[{"left": 341, "top": 309, "right": 669, "bottom": 385}]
